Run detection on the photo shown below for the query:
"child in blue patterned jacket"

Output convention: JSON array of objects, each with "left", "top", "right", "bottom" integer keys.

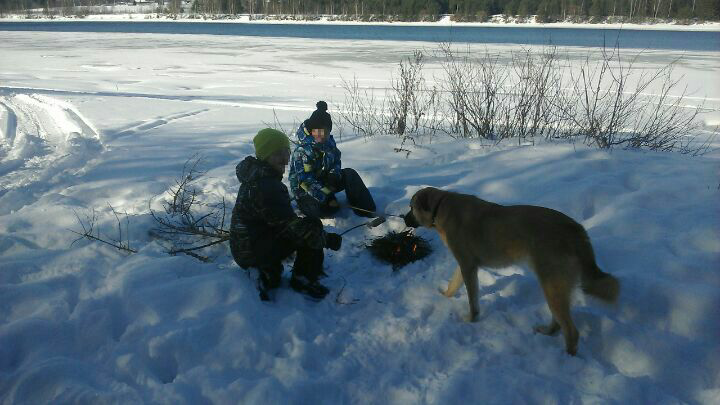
[{"left": 289, "top": 101, "right": 376, "bottom": 219}]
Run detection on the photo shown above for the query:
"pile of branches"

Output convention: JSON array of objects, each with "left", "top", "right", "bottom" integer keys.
[
  {"left": 71, "top": 155, "right": 230, "bottom": 262},
  {"left": 367, "top": 230, "right": 432, "bottom": 270},
  {"left": 149, "top": 155, "right": 230, "bottom": 262}
]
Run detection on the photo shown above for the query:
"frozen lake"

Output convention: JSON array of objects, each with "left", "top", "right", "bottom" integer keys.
[{"left": 1, "top": 20, "right": 719, "bottom": 50}]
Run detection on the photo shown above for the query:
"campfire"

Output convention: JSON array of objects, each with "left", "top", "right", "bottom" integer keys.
[{"left": 367, "top": 230, "right": 432, "bottom": 270}]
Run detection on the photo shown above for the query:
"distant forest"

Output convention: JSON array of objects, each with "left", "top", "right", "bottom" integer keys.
[{"left": 1, "top": 0, "right": 718, "bottom": 22}]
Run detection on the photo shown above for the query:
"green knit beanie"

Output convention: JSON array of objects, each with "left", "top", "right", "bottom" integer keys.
[{"left": 253, "top": 128, "right": 290, "bottom": 161}]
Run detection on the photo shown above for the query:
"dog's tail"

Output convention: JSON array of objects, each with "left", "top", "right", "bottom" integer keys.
[
  {"left": 581, "top": 267, "right": 620, "bottom": 303},
  {"left": 577, "top": 232, "right": 620, "bottom": 302}
]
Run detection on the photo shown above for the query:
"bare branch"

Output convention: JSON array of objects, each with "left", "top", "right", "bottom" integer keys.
[
  {"left": 69, "top": 208, "right": 138, "bottom": 253},
  {"left": 149, "top": 154, "right": 231, "bottom": 261}
]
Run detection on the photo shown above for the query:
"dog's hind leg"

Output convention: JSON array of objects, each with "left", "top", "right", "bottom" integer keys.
[
  {"left": 440, "top": 266, "right": 464, "bottom": 297},
  {"left": 537, "top": 276, "right": 579, "bottom": 355}
]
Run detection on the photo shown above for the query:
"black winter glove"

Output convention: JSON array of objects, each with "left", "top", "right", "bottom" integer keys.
[
  {"left": 324, "top": 172, "right": 343, "bottom": 191},
  {"left": 325, "top": 232, "right": 343, "bottom": 251}
]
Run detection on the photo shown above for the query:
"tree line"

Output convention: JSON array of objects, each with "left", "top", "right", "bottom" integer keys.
[
  {"left": 1, "top": 0, "right": 718, "bottom": 22},
  {"left": 448, "top": 0, "right": 719, "bottom": 22}
]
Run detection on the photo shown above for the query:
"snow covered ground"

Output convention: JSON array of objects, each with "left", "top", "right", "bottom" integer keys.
[{"left": 0, "top": 31, "right": 719, "bottom": 403}]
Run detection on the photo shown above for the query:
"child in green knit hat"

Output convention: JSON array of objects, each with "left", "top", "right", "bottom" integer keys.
[
  {"left": 229, "top": 128, "right": 342, "bottom": 301},
  {"left": 253, "top": 128, "right": 291, "bottom": 175}
]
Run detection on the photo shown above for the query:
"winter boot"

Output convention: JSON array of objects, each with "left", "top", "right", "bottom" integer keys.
[
  {"left": 291, "top": 248, "right": 328, "bottom": 300},
  {"left": 289, "top": 275, "right": 329, "bottom": 301}
]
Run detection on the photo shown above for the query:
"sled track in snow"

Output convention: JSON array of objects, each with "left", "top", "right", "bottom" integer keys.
[
  {"left": 0, "top": 93, "right": 103, "bottom": 214},
  {"left": 108, "top": 108, "right": 210, "bottom": 141}
]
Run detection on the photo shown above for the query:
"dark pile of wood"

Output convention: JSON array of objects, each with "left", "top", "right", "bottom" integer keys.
[{"left": 367, "top": 230, "right": 432, "bottom": 270}]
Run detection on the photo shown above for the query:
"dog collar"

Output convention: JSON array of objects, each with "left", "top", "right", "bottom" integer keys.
[{"left": 431, "top": 195, "right": 448, "bottom": 226}]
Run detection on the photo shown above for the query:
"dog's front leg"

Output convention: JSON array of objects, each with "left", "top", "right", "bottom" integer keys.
[
  {"left": 440, "top": 266, "right": 464, "bottom": 297},
  {"left": 461, "top": 265, "right": 480, "bottom": 322}
]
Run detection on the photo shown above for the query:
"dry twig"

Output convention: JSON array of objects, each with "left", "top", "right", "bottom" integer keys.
[{"left": 70, "top": 205, "right": 137, "bottom": 253}]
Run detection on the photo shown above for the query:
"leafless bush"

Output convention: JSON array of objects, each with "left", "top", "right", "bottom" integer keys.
[
  {"left": 624, "top": 64, "right": 708, "bottom": 154},
  {"left": 149, "top": 155, "right": 230, "bottom": 261},
  {"left": 439, "top": 45, "right": 507, "bottom": 139},
  {"left": 440, "top": 44, "right": 508, "bottom": 139},
  {"left": 387, "top": 50, "right": 441, "bottom": 141},
  {"left": 439, "top": 45, "right": 566, "bottom": 142},
  {"left": 558, "top": 46, "right": 710, "bottom": 153},
  {"left": 338, "top": 76, "right": 386, "bottom": 138},
  {"left": 340, "top": 51, "right": 440, "bottom": 146},
  {"left": 499, "top": 47, "right": 565, "bottom": 142},
  {"left": 342, "top": 43, "right": 712, "bottom": 154},
  {"left": 558, "top": 47, "right": 651, "bottom": 147}
]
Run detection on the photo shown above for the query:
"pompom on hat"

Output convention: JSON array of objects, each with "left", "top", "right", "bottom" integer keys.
[
  {"left": 304, "top": 101, "right": 332, "bottom": 133},
  {"left": 253, "top": 128, "right": 290, "bottom": 161}
]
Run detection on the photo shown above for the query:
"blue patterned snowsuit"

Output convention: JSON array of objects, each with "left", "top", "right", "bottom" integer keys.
[{"left": 289, "top": 122, "right": 342, "bottom": 203}]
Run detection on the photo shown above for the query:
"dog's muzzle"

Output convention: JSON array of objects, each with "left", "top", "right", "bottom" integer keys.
[{"left": 403, "top": 210, "right": 420, "bottom": 228}]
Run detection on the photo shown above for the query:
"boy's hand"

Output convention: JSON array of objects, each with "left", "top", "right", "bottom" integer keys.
[{"left": 324, "top": 172, "right": 342, "bottom": 190}]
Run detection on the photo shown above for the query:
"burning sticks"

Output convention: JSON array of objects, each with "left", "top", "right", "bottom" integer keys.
[
  {"left": 367, "top": 230, "right": 432, "bottom": 271},
  {"left": 339, "top": 209, "right": 433, "bottom": 270}
]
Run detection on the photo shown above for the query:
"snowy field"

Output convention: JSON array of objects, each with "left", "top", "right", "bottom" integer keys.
[{"left": 0, "top": 31, "right": 719, "bottom": 403}]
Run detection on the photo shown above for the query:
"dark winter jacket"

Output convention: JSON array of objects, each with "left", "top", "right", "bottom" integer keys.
[
  {"left": 288, "top": 123, "right": 342, "bottom": 203},
  {"left": 230, "top": 156, "right": 327, "bottom": 268}
]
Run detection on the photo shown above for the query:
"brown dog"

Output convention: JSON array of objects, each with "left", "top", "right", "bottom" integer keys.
[{"left": 404, "top": 187, "right": 620, "bottom": 355}]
